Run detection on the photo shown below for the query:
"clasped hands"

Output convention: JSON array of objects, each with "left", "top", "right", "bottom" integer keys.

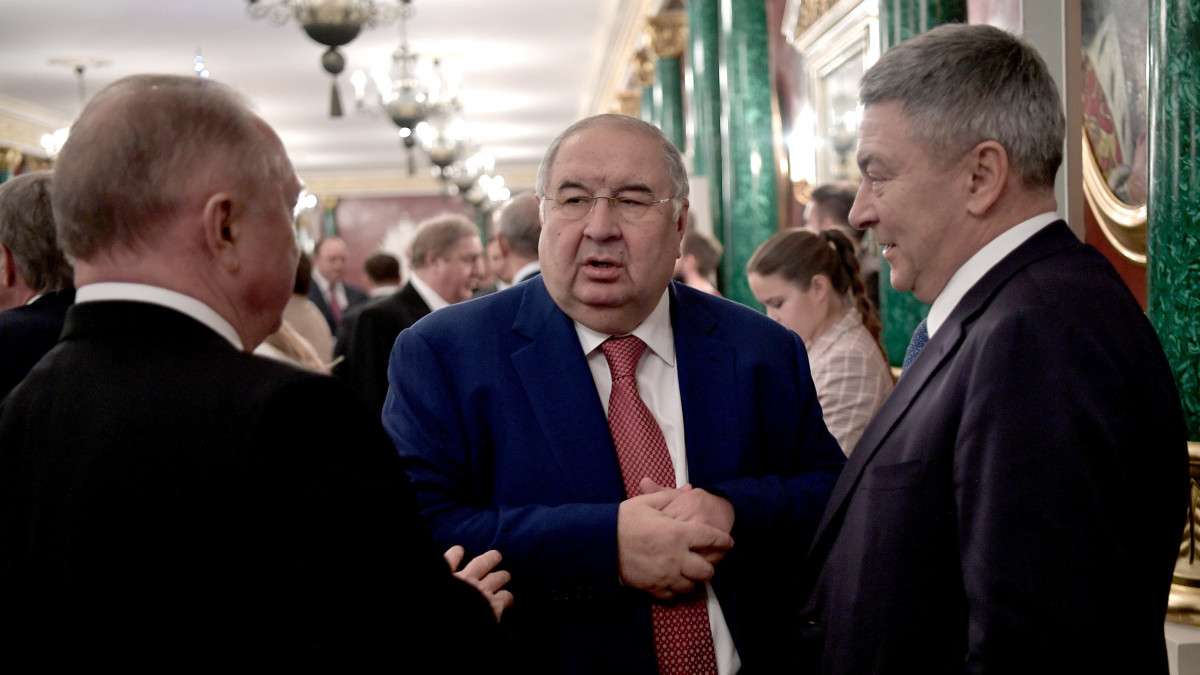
[{"left": 617, "top": 477, "right": 735, "bottom": 601}]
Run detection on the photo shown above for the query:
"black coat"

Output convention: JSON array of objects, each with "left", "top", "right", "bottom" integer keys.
[{"left": 0, "top": 300, "right": 500, "bottom": 668}]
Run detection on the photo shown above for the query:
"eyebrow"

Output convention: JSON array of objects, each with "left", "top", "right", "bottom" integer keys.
[{"left": 553, "top": 180, "right": 657, "bottom": 195}]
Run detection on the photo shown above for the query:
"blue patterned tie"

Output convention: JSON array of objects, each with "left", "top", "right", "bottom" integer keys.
[{"left": 901, "top": 318, "right": 929, "bottom": 375}]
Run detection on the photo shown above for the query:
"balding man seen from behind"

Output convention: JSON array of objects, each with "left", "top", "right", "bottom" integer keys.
[
  {"left": 0, "top": 74, "right": 508, "bottom": 668},
  {"left": 493, "top": 192, "right": 542, "bottom": 285}
]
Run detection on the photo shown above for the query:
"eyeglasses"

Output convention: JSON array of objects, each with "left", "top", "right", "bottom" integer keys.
[{"left": 542, "top": 191, "right": 676, "bottom": 224}]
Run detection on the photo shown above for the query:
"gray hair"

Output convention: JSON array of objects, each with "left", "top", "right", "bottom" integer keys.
[
  {"left": 494, "top": 192, "right": 541, "bottom": 257},
  {"left": 408, "top": 214, "right": 478, "bottom": 270},
  {"left": 536, "top": 114, "right": 689, "bottom": 204},
  {"left": 53, "top": 74, "right": 289, "bottom": 261},
  {"left": 860, "top": 23, "right": 1064, "bottom": 189},
  {"left": 0, "top": 171, "right": 72, "bottom": 293}
]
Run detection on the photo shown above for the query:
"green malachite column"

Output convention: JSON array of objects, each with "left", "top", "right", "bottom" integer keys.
[
  {"left": 875, "top": 0, "right": 966, "bottom": 365},
  {"left": 1149, "top": 0, "right": 1200, "bottom": 487},
  {"left": 687, "top": 0, "right": 725, "bottom": 287},
  {"left": 648, "top": 12, "right": 688, "bottom": 153},
  {"left": 321, "top": 196, "right": 339, "bottom": 237},
  {"left": 878, "top": 0, "right": 967, "bottom": 50},
  {"left": 1150, "top": 0, "right": 1200, "bottom": 625},
  {"left": 720, "top": 0, "right": 778, "bottom": 307},
  {"left": 1148, "top": 0, "right": 1200, "bottom": 439}
]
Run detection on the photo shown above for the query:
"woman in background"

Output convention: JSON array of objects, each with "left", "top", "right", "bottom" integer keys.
[{"left": 747, "top": 227, "right": 893, "bottom": 454}]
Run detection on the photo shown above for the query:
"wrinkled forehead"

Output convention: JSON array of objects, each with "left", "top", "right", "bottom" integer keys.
[{"left": 547, "top": 126, "right": 670, "bottom": 193}]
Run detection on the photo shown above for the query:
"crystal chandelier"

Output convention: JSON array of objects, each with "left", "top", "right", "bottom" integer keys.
[{"left": 245, "top": 0, "right": 406, "bottom": 117}]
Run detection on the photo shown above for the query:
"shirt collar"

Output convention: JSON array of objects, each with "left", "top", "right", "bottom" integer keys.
[
  {"left": 76, "top": 282, "right": 244, "bottom": 350},
  {"left": 409, "top": 272, "right": 450, "bottom": 311},
  {"left": 311, "top": 269, "right": 333, "bottom": 295},
  {"left": 574, "top": 289, "right": 675, "bottom": 367},
  {"left": 927, "top": 212, "right": 1058, "bottom": 337}
]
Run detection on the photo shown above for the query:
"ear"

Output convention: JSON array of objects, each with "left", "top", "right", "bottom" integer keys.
[
  {"left": 964, "top": 140, "right": 1008, "bottom": 216},
  {"left": 673, "top": 199, "right": 689, "bottom": 259},
  {"left": 201, "top": 192, "right": 239, "bottom": 271},
  {"left": 0, "top": 245, "right": 14, "bottom": 287},
  {"left": 807, "top": 273, "right": 833, "bottom": 301},
  {"left": 496, "top": 233, "right": 512, "bottom": 256}
]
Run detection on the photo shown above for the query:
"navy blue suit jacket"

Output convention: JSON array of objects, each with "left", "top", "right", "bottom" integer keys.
[
  {"left": 384, "top": 277, "right": 844, "bottom": 673},
  {"left": 800, "top": 221, "right": 1188, "bottom": 673}
]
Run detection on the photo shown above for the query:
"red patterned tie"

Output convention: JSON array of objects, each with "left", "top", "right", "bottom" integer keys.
[
  {"left": 328, "top": 285, "right": 342, "bottom": 323},
  {"left": 600, "top": 336, "right": 718, "bottom": 675}
]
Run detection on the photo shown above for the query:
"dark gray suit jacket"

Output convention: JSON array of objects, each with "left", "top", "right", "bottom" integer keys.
[
  {"left": 308, "top": 280, "right": 368, "bottom": 335},
  {"left": 0, "top": 289, "right": 73, "bottom": 400},
  {"left": 800, "top": 221, "right": 1188, "bottom": 673},
  {"left": 333, "top": 281, "right": 432, "bottom": 413}
]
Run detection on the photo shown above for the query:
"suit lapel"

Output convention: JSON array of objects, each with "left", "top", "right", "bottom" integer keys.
[
  {"left": 510, "top": 279, "right": 627, "bottom": 502},
  {"left": 671, "top": 285, "right": 739, "bottom": 486},
  {"left": 808, "top": 221, "right": 1080, "bottom": 553}
]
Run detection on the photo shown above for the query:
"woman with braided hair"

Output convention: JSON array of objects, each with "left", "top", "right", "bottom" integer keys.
[{"left": 747, "top": 227, "right": 893, "bottom": 454}]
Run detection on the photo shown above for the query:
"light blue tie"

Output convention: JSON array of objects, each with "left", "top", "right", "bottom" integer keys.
[{"left": 901, "top": 318, "right": 929, "bottom": 375}]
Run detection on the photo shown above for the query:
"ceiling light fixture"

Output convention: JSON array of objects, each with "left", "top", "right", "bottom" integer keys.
[{"left": 245, "top": 0, "right": 405, "bottom": 117}]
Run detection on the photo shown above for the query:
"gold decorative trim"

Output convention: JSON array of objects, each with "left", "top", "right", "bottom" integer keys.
[
  {"left": 1168, "top": 441, "right": 1200, "bottom": 626},
  {"left": 647, "top": 11, "right": 689, "bottom": 60},
  {"left": 1081, "top": 129, "right": 1147, "bottom": 266},
  {"left": 1, "top": 148, "right": 24, "bottom": 172},
  {"left": 613, "top": 89, "right": 642, "bottom": 118},
  {"left": 795, "top": 0, "right": 843, "bottom": 38},
  {"left": 632, "top": 48, "right": 656, "bottom": 88}
]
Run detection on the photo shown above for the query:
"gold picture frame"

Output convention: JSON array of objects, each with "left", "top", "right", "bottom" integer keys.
[{"left": 1080, "top": 0, "right": 1148, "bottom": 266}]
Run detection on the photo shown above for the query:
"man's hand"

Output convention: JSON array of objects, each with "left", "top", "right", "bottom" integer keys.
[
  {"left": 642, "top": 477, "right": 735, "bottom": 535},
  {"left": 444, "top": 545, "right": 513, "bottom": 623},
  {"left": 617, "top": 488, "right": 735, "bottom": 600}
]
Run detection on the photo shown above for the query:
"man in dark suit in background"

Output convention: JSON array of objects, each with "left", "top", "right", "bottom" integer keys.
[
  {"left": 800, "top": 24, "right": 1187, "bottom": 674},
  {"left": 384, "top": 114, "right": 845, "bottom": 674},
  {"left": 334, "top": 213, "right": 483, "bottom": 413},
  {"left": 0, "top": 74, "right": 509, "bottom": 667},
  {"left": 308, "top": 235, "right": 368, "bottom": 335},
  {"left": 0, "top": 170, "right": 74, "bottom": 399}
]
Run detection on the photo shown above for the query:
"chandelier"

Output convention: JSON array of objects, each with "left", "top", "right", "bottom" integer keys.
[{"left": 245, "top": 0, "right": 407, "bottom": 117}]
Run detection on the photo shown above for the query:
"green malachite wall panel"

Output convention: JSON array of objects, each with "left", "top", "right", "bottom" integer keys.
[{"left": 655, "top": 57, "right": 685, "bottom": 153}]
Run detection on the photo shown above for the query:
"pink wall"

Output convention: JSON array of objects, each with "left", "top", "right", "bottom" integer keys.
[{"left": 332, "top": 195, "right": 474, "bottom": 289}]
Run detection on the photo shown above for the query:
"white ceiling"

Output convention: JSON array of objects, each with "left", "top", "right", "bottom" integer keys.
[{"left": 0, "top": 0, "right": 653, "bottom": 193}]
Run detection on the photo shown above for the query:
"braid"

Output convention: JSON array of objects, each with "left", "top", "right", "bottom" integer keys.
[{"left": 821, "top": 230, "right": 888, "bottom": 363}]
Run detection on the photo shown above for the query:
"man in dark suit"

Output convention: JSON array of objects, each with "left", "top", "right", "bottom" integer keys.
[
  {"left": 334, "top": 213, "right": 483, "bottom": 412},
  {"left": 384, "top": 114, "right": 845, "bottom": 674},
  {"left": 308, "top": 235, "right": 368, "bottom": 335},
  {"left": 0, "top": 74, "right": 509, "bottom": 667},
  {"left": 800, "top": 24, "right": 1188, "bottom": 673},
  {"left": 0, "top": 170, "right": 74, "bottom": 399}
]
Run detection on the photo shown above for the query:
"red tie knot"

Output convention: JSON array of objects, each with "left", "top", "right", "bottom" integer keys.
[{"left": 600, "top": 336, "right": 647, "bottom": 381}]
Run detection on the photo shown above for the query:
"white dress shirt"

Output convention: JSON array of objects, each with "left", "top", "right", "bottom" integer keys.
[
  {"left": 926, "top": 212, "right": 1058, "bottom": 338},
  {"left": 76, "top": 282, "right": 244, "bottom": 350},
  {"left": 409, "top": 273, "right": 450, "bottom": 312},
  {"left": 311, "top": 270, "right": 350, "bottom": 312},
  {"left": 574, "top": 289, "right": 742, "bottom": 675}
]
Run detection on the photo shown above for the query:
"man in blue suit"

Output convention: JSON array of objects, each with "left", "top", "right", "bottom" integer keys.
[
  {"left": 384, "top": 114, "right": 845, "bottom": 674},
  {"left": 799, "top": 24, "right": 1187, "bottom": 673}
]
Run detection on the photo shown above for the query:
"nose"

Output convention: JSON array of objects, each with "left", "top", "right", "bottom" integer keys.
[
  {"left": 581, "top": 197, "right": 622, "bottom": 240},
  {"left": 847, "top": 182, "right": 874, "bottom": 230}
]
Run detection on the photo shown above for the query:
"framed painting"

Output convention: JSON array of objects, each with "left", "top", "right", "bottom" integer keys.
[{"left": 1080, "top": 0, "right": 1148, "bottom": 265}]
